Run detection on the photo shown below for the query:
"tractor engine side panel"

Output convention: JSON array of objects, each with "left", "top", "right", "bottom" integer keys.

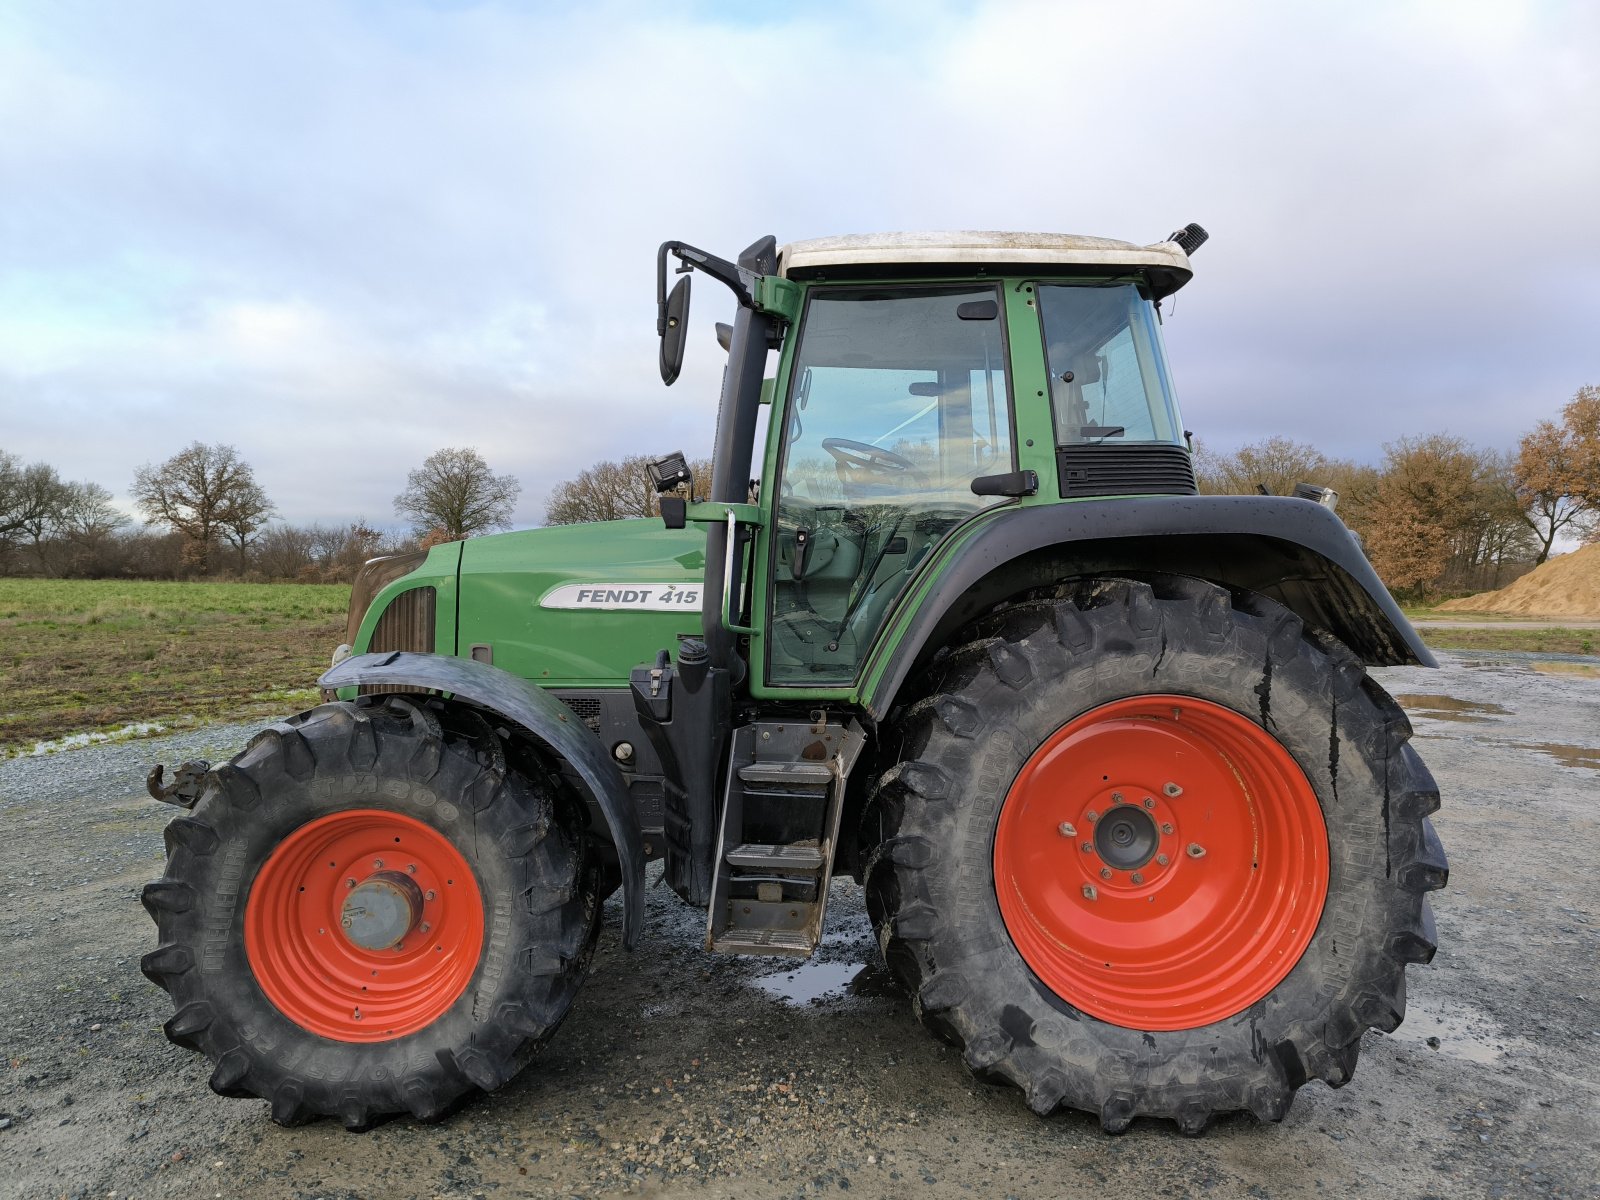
[{"left": 454, "top": 520, "right": 708, "bottom": 690}]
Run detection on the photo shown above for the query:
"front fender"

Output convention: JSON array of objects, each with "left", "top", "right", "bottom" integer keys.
[{"left": 320, "top": 651, "right": 645, "bottom": 949}]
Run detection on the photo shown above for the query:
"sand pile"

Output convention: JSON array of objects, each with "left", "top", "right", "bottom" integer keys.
[{"left": 1439, "top": 542, "right": 1600, "bottom": 617}]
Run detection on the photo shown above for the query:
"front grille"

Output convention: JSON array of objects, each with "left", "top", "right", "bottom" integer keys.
[
  {"left": 360, "top": 587, "right": 436, "bottom": 695},
  {"left": 1058, "top": 443, "right": 1198, "bottom": 498},
  {"left": 560, "top": 696, "right": 603, "bottom": 732}
]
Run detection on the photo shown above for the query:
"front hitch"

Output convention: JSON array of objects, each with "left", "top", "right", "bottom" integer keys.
[{"left": 146, "top": 760, "right": 210, "bottom": 808}]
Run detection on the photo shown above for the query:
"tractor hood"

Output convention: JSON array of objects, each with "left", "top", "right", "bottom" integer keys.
[{"left": 455, "top": 518, "right": 708, "bottom": 689}]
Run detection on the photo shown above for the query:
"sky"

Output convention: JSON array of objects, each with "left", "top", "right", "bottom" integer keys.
[{"left": 1, "top": 0, "right": 1596, "bottom": 529}]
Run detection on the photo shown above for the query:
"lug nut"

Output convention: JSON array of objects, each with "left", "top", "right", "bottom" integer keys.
[
  {"left": 346, "top": 877, "right": 357, "bottom": 889},
  {"left": 1161, "top": 822, "right": 1175, "bottom": 835},
  {"left": 372, "top": 859, "right": 384, "bottom": 870},
  {"left": 1058, "top": 821, "right": 1077, "bottom": 837},
  {"left": 425, "top": 889, "right": 437, "bottom": 901},
  {"left": 1131, "top": 872, "right": 1144, "bottom": 884},
  {"left": 1187, "top": 843, "right": 1207, "bottom": 858},
  {"left": 1081, "top": 841, "right": 1094, "bottom": 854},
  {"left": 420, "top": 922, "right": 431, "bottom": 934},
  {"left": 1086, "top": 810, "right": 1099, "bottom": 822},
  {"left": 1143, "top": 797, "right": 1155, "bottom": 810},
  {"left": 1164, "top": 782, "right": 1183, "bottom": 797},
  {"left": 1111, "top": 792, "right": 1125, "bottom": 804},
  {"left": 1082, "top": 885, "right": 1098, "bottom": 901},
  {"left": 1157, "top": 853, "right": 1170, "bottom": 866},
  {"left": 406, "top": 864, "right": 417, "bottom": 874},
  {"left": 1100, "top": 867, "right": 1113, "bottom": 880}
]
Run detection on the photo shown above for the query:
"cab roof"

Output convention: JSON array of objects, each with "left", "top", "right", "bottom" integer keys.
[{"left": 777, "top": 231, "right": 1194, "bottom": 297}]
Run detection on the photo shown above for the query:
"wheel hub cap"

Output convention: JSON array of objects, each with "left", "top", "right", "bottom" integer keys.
[
  {"left": 340, "top": 872, "right": 424, "bottom": 951},
  {"left": 993, "top": 695, "right": 1330, "bottom": 1031},
  {"left": 1093, "top": 805, "right": 1158, "bottom": 870}
]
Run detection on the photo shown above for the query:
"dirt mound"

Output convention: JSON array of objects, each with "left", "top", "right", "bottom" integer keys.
[{"left": 1439, "top": 543, "right": 1600, "bottom": 617}]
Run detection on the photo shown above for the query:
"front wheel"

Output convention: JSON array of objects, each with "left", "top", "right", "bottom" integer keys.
[
  {"left": 141, "top": 696, "right": 599, "bottom": 1128},
  {"left": 861, "top": 576, "right": 1446, "bottom": 1134}
]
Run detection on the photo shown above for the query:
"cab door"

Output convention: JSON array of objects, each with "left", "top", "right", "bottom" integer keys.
[{"left": 760, "top": 285, "right": 1016, "bottom": 688}]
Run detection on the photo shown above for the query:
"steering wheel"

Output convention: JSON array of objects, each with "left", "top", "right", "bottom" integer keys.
[{"left": 821, "top": 438, "right": 929, "bottom": 487}]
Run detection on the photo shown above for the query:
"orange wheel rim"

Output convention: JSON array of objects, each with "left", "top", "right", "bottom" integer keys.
[
  {"left": 244, "top": 809, "right": 484, "bottom": 1042},
  {"left": 993, "top": 696, "right": 1328, "bottom": 1030}
]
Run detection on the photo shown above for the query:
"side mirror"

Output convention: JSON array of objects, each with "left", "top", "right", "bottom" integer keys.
[{"left": 660, "top": 275, "right": 692, "bottom": 385}]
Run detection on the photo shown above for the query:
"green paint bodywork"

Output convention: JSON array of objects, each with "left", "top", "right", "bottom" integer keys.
[
  {"left": 455, "top": 520, "right": 706, "bottom": 688},
  {"left": 348, "top": 524, "right": 707, "bottom": 690},
  {"left": 348, "top": 273, "right": 1188, "bottom": 707}
]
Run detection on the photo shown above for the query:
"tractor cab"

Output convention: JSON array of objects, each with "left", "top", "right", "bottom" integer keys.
[{"left": 656, "top": 230, "right": 1204, "bottom": 693}]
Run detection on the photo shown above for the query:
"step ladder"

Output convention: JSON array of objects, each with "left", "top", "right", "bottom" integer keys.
[{"left": 707, "top": 716, "right": 864, "bottom": 958}]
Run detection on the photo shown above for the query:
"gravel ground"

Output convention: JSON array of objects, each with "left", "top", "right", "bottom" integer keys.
[{"left": 1, "top": 653, "right": 1597, "bottom": 1200}]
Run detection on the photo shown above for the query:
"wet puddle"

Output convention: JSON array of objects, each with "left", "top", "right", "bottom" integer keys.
[
  {"left": 1394, "top": 694, "right": 1511, "bottom": 723},
  {"left": 1381, "top": 998, "right": 1534, "bottom": 1065},
  {"left": 1529, "top": 661, "right": 1600, "bottom": 679},
  {"left": 1454, "top": 650, "right": 1600, "bottom": 670},
  {"left": 1511, "top": 742, "right": 1600, "bottom": 771},
  {"left": 752, "top": 959, "right": 899, "bottom": 1006}
]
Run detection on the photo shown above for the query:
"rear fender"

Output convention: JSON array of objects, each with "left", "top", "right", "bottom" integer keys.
[
  {"left": 320, "top": 651, "right": 645, "bottom": 949},
  {"left": 863, "top": 495, "right": 1436, "bottom": 721}
]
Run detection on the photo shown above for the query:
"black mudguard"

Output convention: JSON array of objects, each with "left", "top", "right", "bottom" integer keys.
[
  {"left": 863, "top": 494, "right": 1435, "bottom": 721},
  {"left": 320, "top": 651, "right": 645, "bottom": 949}
]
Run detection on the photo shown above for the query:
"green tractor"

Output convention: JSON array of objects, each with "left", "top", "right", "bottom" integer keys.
[{"left": 142, "top": 226, "right": 1447, "bottom": 1135}]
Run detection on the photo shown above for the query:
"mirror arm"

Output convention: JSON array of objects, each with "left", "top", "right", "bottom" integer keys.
[{"left": 658, "top": 241, "right": 759, "bottom": 332}]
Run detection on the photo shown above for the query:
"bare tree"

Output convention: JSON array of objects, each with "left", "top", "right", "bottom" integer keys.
[
  {"left": 56, "top": 481, "right": 128, "bottom": 545},
  {"left": 394, "top": 447, "right": 521, "bottom": 540},
  {"left": 27, "top": 481, "right": 130, "bottom": 575},
  {"left": 0, "top": 452, "right": 70, "bottom": 550},
  {"left": 255, "top": 523, "right": 319, "bottom": 580},
  {"left": 0, "top": 455, "right": 130, "bottom": 575},
  {"left": 131, "top": 442, "right": 274, "bottom": 574},
  {"left": 1194, "top": 436, "right": 1334, "bottom": 498},
  {"left": 313, "top": 520, "right": 386, "bottom": 581},
  {"left": 545, "top": 454, "right": 713, "bottom": 525},
  {"left": 1514, "top": 384, "right": 1600, "bottom": 563},
  {"left": 219, "top": 478, "right": 276, "bottom": 572}
]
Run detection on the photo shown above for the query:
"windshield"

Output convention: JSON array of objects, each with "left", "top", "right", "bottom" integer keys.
[
  {"left": 1039, "top": 283, "right": 1182, "bottom": 445},
  {"left": 769, "top": 286, "right": 1013, "bottom": 685}
]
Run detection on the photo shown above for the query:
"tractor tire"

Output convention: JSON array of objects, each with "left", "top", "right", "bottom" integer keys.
[
  {"left": 141, "top": 695, "right": 599, "bottom": 1128},
  {"left": 860, "top": 575, "right": 1446, "bottom": 1135}
]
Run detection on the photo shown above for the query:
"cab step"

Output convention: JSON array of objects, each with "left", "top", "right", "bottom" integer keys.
[
  {"left": 707, "top": 716, "right": 864, "bottom": 959},
  {"left": 725, "top": 843, "right": 825, "bottom": 872},
  {"left": 711, "top": 928, "right": 814, "bottom": 955},
  {"left": 737, "top": 762, "right": 834, "bottom": 787}
]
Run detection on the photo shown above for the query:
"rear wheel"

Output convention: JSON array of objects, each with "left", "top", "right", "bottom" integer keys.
[
  {"left": 142, "top": 696, "right": 600, "bottom": 1128},
  {"left": 861, "top": 576, "right": 1446, "bottom": 1133}
]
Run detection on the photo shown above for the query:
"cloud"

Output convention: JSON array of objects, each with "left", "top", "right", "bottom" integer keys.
[{"left": 0, "top": 0, "right": 1595, "bottom": 526}]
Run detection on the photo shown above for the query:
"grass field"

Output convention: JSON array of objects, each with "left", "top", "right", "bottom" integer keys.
[
  {"left": 1410, "top": 625, "right": 1597, "bottom": 655},
  {"left": 0, "top": 579, "right": 347, "bottom": 755},
  {"left": 1401, "top": 606, "right": 1599, "bottom": 654},
  {"left": 1, "top": 580, "right": 1596, "bottom": 758}
]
